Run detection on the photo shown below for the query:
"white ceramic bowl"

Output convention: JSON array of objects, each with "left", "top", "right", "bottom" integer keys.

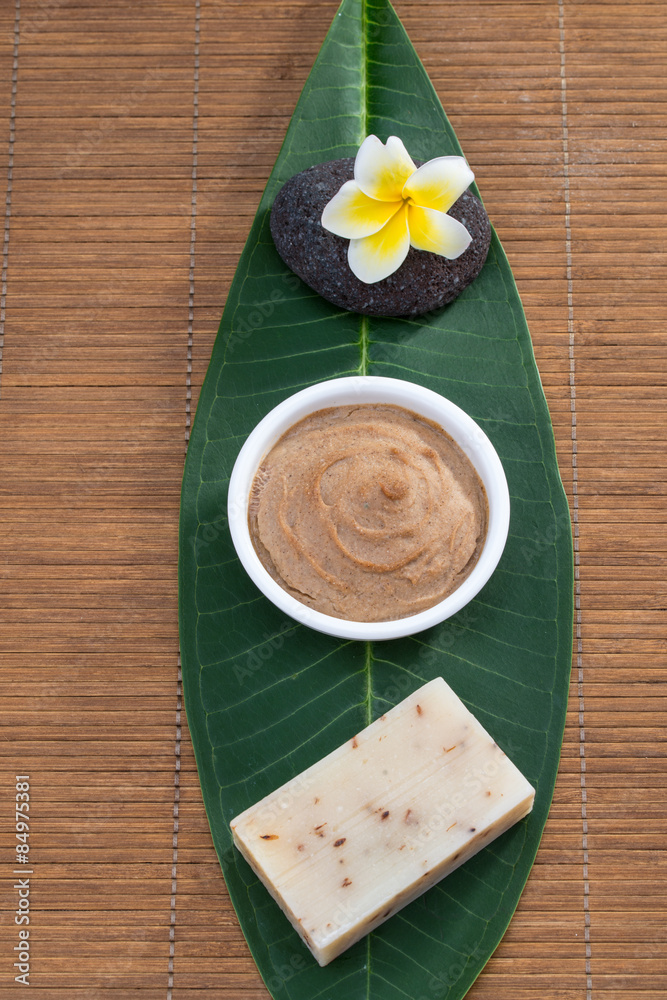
[{"left": 227, "top": 376, "right": 510, "bottom": 641}]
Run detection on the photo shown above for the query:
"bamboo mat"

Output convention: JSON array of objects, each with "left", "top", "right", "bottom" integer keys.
[{"left": 1, "top": 0, "right": 665, "bottom": 997}]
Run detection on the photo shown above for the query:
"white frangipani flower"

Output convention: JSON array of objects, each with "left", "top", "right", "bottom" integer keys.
[{"left": 321, "top": 135, "right": 474, "bottom": 284}]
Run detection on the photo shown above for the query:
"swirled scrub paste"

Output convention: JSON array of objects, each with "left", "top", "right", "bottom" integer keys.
[{"left": 248, "top": 403, "right": 488, "bottom": 622}]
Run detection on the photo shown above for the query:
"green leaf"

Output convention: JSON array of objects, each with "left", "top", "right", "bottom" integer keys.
[{"left": 178, "top": 1, "right": 573, "bottom": 997}]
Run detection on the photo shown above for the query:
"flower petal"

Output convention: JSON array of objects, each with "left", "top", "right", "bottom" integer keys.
[
  {"left": 348, "top": 204, "right": 410, "bottom": 283},
  {"left": 354, "top": 134, "right": 417, "bottom": 203},
  {"left": 407, "top": 204, "right": 472, "bottom": 259},
  {"left": 321, "top": 180, "right": 403, "bottom": 239},
  {"left": 403, "top": 155, "right": 474, "bottom": 214}
]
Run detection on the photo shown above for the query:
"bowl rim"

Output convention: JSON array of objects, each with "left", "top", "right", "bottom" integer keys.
[{"left": 227, "top": 375, "right": 510, "bottom": 640}]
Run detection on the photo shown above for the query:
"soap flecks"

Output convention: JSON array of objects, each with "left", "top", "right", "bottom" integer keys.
[{"left": 230, "top": 676, "right": 536, "bottom": 968}]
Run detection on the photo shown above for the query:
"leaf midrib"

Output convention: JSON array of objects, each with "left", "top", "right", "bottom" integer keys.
[
  {"left": 360, "top": 0, "right": 368, "bottom": 142},
  {"left": 359, "top": 0, "right": 372, "bottom": 740},
  {"left": 358, "top": 0, "right": 371, "bottom": 387}
]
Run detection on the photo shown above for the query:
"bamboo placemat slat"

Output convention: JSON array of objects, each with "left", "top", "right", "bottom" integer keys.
[{"left": 1, "top": 1, "right": 665, "bottom": 998}]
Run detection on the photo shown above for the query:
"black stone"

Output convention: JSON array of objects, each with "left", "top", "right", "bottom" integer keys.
[{"left": 270, "top": 157, "right": 491, "bottom": 318}]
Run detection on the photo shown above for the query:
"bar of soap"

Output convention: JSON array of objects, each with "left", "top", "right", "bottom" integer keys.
[{"left": 230, "top": 677, "right": 535, "bottom": 966}]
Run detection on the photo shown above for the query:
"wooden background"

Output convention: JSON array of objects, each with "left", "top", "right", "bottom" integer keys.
[{"left": 1, "top": 0, "right": 665, "bottom": 997}]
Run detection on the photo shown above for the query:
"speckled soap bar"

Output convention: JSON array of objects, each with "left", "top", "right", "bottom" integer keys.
[{"left": 230, "top": 677, "right": 535, "bottom": 966}]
